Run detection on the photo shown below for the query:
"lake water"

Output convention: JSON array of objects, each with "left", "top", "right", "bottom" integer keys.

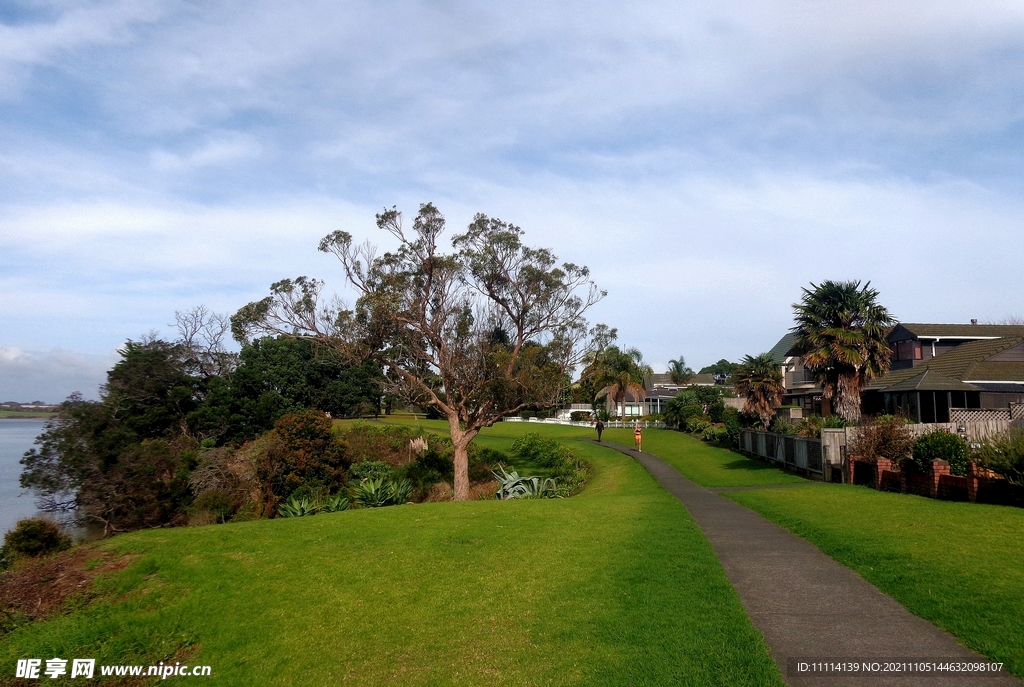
[{"left": 0, "top": 419, "right": 49, "bottom": 536}]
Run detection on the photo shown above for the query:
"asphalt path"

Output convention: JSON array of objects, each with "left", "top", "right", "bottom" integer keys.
[{"left": 589, "top": 440, "right": 1021, "bottom": 687}]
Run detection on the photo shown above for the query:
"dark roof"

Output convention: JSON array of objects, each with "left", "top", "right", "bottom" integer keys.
[
  {"left": 767, "top": 332, "right": 798, "bottom": 365},
  {"left": 894, "top": 323, "right": 1024, "bottom": 339},
  {"left": 690, "top": 373, "right": 716, "bottom": 386},
  {"left": 867, "top": 336, "right": 1024, "bottom": 392},
  {"left": 975, "top": 383, "right": 1024, "bottom": 393}
]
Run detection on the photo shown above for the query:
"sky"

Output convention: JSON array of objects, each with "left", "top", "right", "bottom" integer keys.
[{"left": 1, "top": 0, "right": 1023, "bottom": 402}]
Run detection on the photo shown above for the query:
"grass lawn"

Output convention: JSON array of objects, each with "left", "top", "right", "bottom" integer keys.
[
  {"left": 1, "top": 423, "right": 783, "bottom": 686},
  {"left": 600, "top": 428, "right": 805, "bottom": 488},
  {"left": 726, "top": 484, "right": 1024, "bottom": 678}
]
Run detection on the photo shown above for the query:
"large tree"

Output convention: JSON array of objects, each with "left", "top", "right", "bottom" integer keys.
[
  {"left": 232, "top": 203, "right": 603, "bottom": 500},
  {"left": 733, "top": 353, "right": 784, "bottom": 429},
  {"left": 791, "top": 280, "right": 894, "bottom": 424}
]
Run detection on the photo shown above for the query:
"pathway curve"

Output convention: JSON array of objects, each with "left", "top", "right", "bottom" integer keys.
[{"left": 589, "top": 440, "right": 1021, "bottom": 687}]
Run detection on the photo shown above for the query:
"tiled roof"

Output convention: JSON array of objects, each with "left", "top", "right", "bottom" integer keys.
[
  {"left": 767, "top": 332, "right": 798, "bottom": 365},
  {"left": 867, "top": 336, "right": 1024, "bottom": 391}
]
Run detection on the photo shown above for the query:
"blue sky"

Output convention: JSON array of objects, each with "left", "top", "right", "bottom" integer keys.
[{"left": 2, "top": 0, "right": 1023, "bottom": 401}]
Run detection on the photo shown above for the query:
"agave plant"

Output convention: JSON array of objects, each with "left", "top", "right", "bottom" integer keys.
[
  {"left": 321, "top": 493, "right": 351, "bottom": 513},
  {"left": 388, "top": 478, "right": 413, "bottom": 505},
  {"left": 492, "top": 466, "right": 559, "bottom": 500},
  {"left": 278, "top": 496, "right": 321, "bottom": 518}
]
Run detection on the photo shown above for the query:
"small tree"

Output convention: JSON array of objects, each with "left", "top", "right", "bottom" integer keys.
[
  {"left": 733, "top": 353, "right": 784, "bottom": 429},
  {"left": 232, "top": 204, "right": 603, "bottom": 500}
]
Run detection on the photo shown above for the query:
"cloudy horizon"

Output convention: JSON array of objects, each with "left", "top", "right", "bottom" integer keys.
[{"left": 2, "top": 0, "right": 1023, "bottom": 402}]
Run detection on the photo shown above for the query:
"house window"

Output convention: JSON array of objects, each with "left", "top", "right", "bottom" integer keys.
[{"left": 894, "top": 340, "right": 922, "bottom": 361}]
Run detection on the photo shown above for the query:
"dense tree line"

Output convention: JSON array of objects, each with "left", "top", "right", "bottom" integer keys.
[{"left": 20, "top": 332, "right": 382, "bottom": 534}]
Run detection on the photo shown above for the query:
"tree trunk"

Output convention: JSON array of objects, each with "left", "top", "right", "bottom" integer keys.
[
  {"left": 448, "top": 421, "right": 478, "bottom": 501},
  {"left": 834, "top": 374, "right": 862, "bottom": 425}
]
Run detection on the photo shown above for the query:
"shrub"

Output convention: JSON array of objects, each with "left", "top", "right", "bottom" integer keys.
[
  {"left": 911, "top": 430, "right": 969, "bottom": 476},
  {"left": 849, "top": 415, "right": 914, "bottom": 464},
  {"left": 191, "top": 488, "right": 235, "bottom": 523},
  {"left": 256, "top": 410, "right": 348, "bottom": 512},
  {"left": 492, "top": 466, "right": 559, "bottom": 500},
  {"left": 700, "top": 424, "right": 729, "bottom": 444},
  {"left": 511, "top": 433, "right": 573, "bottom": 468},
  {"left": 2, "top": 518, "right": 71, "bottom": 561},
  {"left": 509, "top": 433, "right": 590, "bottom": 496},
  {"left": 721, "top": 407, "right": 742, "bottom": 447},
  {"left": 794, "top": 414, "right": 847, "bottom": 438},
  {"left": 769, "top": 416, "right": 795, "bottom": 435},
  {"left": 350, "top": 460, "right": 393, "bottom": 482},
  {"left": 352, "top": 478, "right": 411, "bottom": 507},
  {"left": 685, "top": 416, "right": 712, "bottom": 435},
  {"left": 278, "top": 496, "right": 321, "bottom": 518},
  {"left": 569, "top": 411, "right": 591, "bottom": 422},
  {"left": 973, "top": 429, "right": 1024, "bottom": 485}
]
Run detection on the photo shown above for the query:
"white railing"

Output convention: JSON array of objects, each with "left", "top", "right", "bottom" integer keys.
[{"left": 502, "top": 417, "right": 665, "bottom": 429}]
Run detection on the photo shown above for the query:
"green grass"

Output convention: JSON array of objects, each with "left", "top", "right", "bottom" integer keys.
[
  {"left": 1, "top": 423, "right": 783, "bottom": 686},
  {"left": 600, "top": 428, "right": 806, "bottom": 488},
  {"left": 726, "top": 484, "right": 1024, "bottom": 677},
  {"left": 0, "top": 410, "right": 55, "bottom": 419}
]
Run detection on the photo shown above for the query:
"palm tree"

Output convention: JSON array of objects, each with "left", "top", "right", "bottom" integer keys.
[
  {"left": 591, "top": 346, "right": 651, "bottom": 419},
  {"left": 733, "top": 353, "right": 784, "bottom": 429},
  {"left": 667, "top": 356, "right": 694, "bottom": 385},
  {"left": 792, "top": 280, "right": 894, "bottom": 425}
]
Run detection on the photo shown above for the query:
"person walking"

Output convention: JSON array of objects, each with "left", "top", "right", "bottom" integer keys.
[
  {"left": 634, "top": 424, "right": 643, "bottom": 452},
  {"left": 595, "top": 418, "right": 605, "bottom": 442}
]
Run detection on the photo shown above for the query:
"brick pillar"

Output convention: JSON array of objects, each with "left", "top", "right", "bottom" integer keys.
[
  {"left": 848, "top": 455, "right": 860, "bottom": 485},
  {"left": 929, "top": 460, "right": 950, "bottom": 499},
  {"left": 966, "top": 462, "right": 980, "bottom": 502},
  {"left": 875, "top": 458, "right": 892, "bottom": 490}
]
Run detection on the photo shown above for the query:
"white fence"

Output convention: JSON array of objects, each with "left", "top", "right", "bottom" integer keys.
[{"left": 502, "top": 417, "right": 665, "bottom": 429}]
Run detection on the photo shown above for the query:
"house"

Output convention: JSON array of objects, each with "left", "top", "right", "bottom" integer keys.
[
  {"left": 767, "top": 332, "right": 823, "bottom": 416},
  {"left": 765, "top": 322, "right": 1024, "bottom": 423},
  {"left": 863, "top": 325, "right": 1024, "bottom": 423},
  {"left": 593, "top": 372, "right": 721, "bottom": 418}
]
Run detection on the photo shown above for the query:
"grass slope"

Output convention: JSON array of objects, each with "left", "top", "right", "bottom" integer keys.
[
  {"left": 726, "top": 484, "right": 1024, "bottom": 678},
  {"left": 1, "top": 424, "right": 783, "bottom": 686},
  {"left": 600, "top": 428, "right": 805, "bottom": 488}
]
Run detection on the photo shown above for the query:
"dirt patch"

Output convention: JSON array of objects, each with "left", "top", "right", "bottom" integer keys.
[{"left": 0, "top": 545, "right": 133, "bottom": 634}]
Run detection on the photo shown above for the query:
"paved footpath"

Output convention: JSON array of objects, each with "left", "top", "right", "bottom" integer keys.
[{"left": 591, "top": 441, "right": 1022, "bottom": 687}]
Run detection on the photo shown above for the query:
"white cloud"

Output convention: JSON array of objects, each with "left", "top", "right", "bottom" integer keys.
[
  {"left": 150, "top": 133, "right": 263, "bottom": 172},
  {"left": 0, "top": 347, "right": 116, "bottom": 402}
]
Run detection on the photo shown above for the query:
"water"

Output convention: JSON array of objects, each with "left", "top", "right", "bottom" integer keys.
[{"left": 0, "top": 419, "right": 49, "bottom": 536}]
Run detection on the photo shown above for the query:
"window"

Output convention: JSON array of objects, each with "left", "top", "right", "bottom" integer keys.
[{"left": 894, "top": 340, "right": 922, "bottom": 361}]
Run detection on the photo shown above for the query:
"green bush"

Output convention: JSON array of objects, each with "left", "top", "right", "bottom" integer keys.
[
  {"left": 509, "top": 433, "right": 591, "bottom": 496},
  {"left": 2, "top": 518, "right": 71, "bottom": 561},
  {"left": 191, "top": 488, "right": 236, "bottom": 523},
  {"left": 769, "top": 416, "right": 795, "bottom": 435},
  {"left": 511, "top": 433, "right": 573, "bottom": 468},
  {"left": 256, "top": 410, "right": 348, "bottom": 507},
  {"left": 569, "top": 411, "right": 591, "bottom": 422},
  {"left": 350, "top": 460, "right": 393, "bottom": 482},
  {"left": 911, "top": 430, "right": 969, "bottom": 476},
  {"left": 794, "top": 414, "right": 847, "bottom": 438},
  {"left": 352, "top": 478, "right": 412, "bottom": 507},
  {"left": 974, "top": 429, "right": 1024, "bottom": 485},
  {"left": 685, "top": 416, "right": 712, "bottom": 434},
  {"left": 492, "top": 466, "right": 559, "bottom": 500},
  {"left": 721, "top": 407, "right": 742, "bottom": 447}
]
